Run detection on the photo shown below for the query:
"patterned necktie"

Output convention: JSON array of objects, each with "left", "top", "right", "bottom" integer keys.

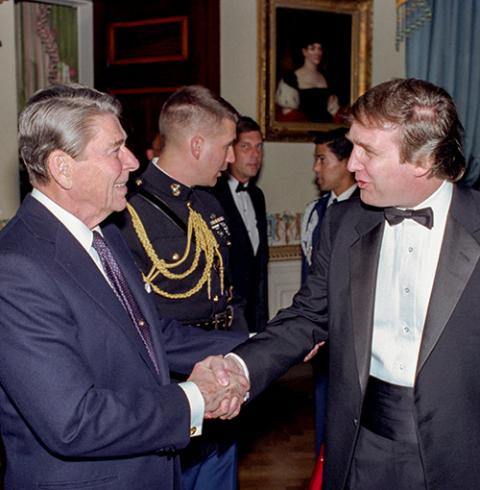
[
  {"left": 384, "top": 207, "right": 434, "bottom": 229},
  {"left": 92, "top": 231, "right": 159, "bottom": 374}
]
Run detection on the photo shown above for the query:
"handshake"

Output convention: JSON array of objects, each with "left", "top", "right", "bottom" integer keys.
[{"left": 188, "top": 355, "right": 249, "bottom": 420}]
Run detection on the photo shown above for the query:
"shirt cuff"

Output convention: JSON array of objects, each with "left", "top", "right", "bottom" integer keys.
[
  {"left": 225, "top": 353, "right": 250, "bottom": 401},
  {"left": 179, "top": 381, "right": 204, "bottom": 437}
]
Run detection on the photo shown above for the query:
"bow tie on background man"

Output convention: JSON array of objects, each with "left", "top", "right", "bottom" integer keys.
[
  {"left": 236, "top": 182, "right": 248, "bottom": 193},
  {"left": 384, "top": 207, "right": 434, "bottom": 229}
]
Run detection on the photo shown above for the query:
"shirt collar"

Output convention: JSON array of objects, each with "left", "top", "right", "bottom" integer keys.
[
  {"left": 328, "top": 183, "right": 358, "bottom": 206},
  {"left": 228, "top": 174, "right": 249, "bottom": 193},
  {"left": 31, "top": 188, "right": 94, "bottom": 252},
  {"left": 152, "top": 159, "right": 192, "bottom": 188}
]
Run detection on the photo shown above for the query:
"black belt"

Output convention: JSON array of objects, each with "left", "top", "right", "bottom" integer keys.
[
  {"left": 188, "top": 306, "right": 233, "bottom": 331},
  {"left": 361, "top": 376, "right": 417, "bottom": 443}
]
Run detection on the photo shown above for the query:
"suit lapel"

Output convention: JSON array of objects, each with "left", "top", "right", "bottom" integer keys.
[
  {"left": 19, "top": 197, "right": 164, "bottom": 382},
  {"left": 349, "top": 210, "right": 384, "bottom": 395},
  {"left": 417, "top": 190, "right": 480, "bottom": 374},
  {"left": 103, "top": 226, "right": 170, "bottom": 382}
]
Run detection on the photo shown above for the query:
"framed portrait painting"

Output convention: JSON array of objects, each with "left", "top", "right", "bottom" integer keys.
[{"left": 258, "top": 0, "right": 373, "bottom": 141}]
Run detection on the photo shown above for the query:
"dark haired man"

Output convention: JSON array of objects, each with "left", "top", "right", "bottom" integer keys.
[
  {"left": 214, "top": 116, "right": 269, "bottom": 333},
  {"left": 204, "top": 78, "right": 480, "bottom": 490},
  {"left": 301, "top": 128, "right": 356, "bottom": 281},
  {"left": 118, "top": 85, "right": 248, "bottom": 490},
  {"left": 300, "top": 127, "right": 356, "bottom": 458}
]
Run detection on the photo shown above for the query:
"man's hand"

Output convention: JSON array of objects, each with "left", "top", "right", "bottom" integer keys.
[
  {"left": 303, "top": 341, "right": 325, "bottom": 362},
  {"left": 188, "top": 356, "right": 249, "bottom": 420}
]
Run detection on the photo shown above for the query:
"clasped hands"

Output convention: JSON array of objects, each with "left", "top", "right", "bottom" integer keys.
[
  {"left": 188, "top": 340, "right": 324, "bottom": 420},
  {"left": 188, "top": 355, "right": 248, "bottom": 420}
]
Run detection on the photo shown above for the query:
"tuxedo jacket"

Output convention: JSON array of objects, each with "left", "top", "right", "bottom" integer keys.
[
  {"left": 0, "top": 196, "right": 241, "bottom": 490},
  {"left": 235, "top": 185, "right": 480, "bottom": 489},
  {"left": 213, "top": 176, "right": 269, "bottom": 332}
]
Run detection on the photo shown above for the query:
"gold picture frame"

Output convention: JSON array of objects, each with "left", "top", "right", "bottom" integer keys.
[{"left": 258, "top": 0, "right": 373, "bottom": 141}]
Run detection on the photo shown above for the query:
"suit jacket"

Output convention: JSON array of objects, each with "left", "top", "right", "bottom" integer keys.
[
  {"left": 234, "top": 185, "right": 480, "bottom": 489},
  {"left": 213, "top": 175, "right": 269, "bottom": 332},
  {"left": 0, "top": 195, "right": 241, "bottom": 490}
]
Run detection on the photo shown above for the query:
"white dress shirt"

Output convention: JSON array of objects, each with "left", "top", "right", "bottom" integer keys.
[
  {"left": 31, "top": 189, "right": 205, "bottom": 435},
  {"left": 228, "top": 175, "right": 260, "bottom": 254},
  {"left": 370, "top": 181, "right": 453, "bottom": 386}
]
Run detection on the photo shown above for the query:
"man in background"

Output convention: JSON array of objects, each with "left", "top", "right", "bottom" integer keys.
[
  {"left": 118, "top": 85, "right": 247, "bottom": 490},
  {"left": 214, "top": 116, "right": 269, "bottom": 333},
  {"left": 299, "top": 127, "right": 357, "bottom": 457},
  {"left": 301, "top": 128, "right": 357, "bottom": 281},
  {"left": 146, "top": 132, "right": 162, "bottom": 161},
  {"left": 0, "top": 84, "right": 247, "bottom": 490}
]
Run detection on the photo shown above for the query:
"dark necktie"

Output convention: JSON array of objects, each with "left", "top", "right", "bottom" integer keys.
[
  {"left": 92, "top": 231, "right": 159, "bottom": 374},
  {"left": 236, "top": 182, "right": 248, "bottom": 192},
  {"left": 384, "top": 207, "right": 434, "bottom": 229}
]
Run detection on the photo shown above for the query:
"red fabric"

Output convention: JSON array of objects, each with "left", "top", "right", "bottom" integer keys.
[{"left": 308, "top": 445, "right": 324, "bottom": 490}]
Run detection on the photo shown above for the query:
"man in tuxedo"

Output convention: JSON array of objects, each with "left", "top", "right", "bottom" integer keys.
[
  {"left": 205, "top": 78, "right": 480, "bottom": 489},
  {"left": 299, "top": 128, "right": 356, "bottom": 456},
  {"left": 0, "top": 84, "right": 247, "bottom": 490},
  {"left": 214, "top": 116, "right": 269, "bottom": 333}
]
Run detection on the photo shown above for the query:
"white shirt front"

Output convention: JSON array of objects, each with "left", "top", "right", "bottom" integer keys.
[
  {"left": 31, "top": 189, "right": 205, "bottom": 435},
  {"left": 228, "top": 175, "right": 260, "bottom": 254},
  {"left": 370, "top": 181, "right": 453, "bottom": 386}
]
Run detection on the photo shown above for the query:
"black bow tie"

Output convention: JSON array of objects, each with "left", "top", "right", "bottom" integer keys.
[
  {"left": 384, "top": 207, "right": 434, "bottom": 229},
  {"left": 236, "top": 182, "right": 248, "bottom": 192}
]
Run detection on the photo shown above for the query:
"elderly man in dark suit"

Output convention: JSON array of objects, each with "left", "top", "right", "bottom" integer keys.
[
  {"left": 203, "top": 78, "right": 480, "bottom": 490},
  {"left": 0, "top": 84, "right": 247, "bottom": 490},
  {"left": 214, "top": 116, "right": 269, "bottom": 333}
]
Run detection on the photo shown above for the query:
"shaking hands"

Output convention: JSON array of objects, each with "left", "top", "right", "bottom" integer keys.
[{"left": 188, "top": 355, "right": 249, "bottom": 420}]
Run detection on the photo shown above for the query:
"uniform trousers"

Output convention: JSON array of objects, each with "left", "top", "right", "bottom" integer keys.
[{"left": 181, "top": 442, "right": 237, "bottom": 490}]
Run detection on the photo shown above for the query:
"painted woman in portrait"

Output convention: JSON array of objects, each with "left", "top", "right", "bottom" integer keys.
[{"left": 275, "top": 35, "right": 339, "bottom": 123}]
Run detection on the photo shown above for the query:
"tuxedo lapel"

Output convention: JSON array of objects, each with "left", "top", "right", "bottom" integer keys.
[
  {"left": 417, "top": 192, "right": 480, "bottom": 375},
  {"left": 349, "top": 211, "right": 384, "bottom": 395},
  {"left": 224, "top": 182, "right": 255, "bottom": 255}
]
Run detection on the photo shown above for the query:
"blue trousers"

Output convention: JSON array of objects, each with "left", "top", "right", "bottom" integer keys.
[{"left": 181, "top": 442, "right": 237, "bottom": 490}]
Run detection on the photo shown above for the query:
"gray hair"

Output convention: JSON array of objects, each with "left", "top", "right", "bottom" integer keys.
[{"left": 19, "top": 84, "right": 121, "bottom": 184}]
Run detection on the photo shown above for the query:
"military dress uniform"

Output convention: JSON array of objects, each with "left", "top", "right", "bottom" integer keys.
[{"left": 117, "top": 162, "right": 246, "bottom": 490}]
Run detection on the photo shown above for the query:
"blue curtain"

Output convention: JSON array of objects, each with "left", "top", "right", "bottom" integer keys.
[{"left": 406, "top": 0, "right": 480, "bottom": 186}]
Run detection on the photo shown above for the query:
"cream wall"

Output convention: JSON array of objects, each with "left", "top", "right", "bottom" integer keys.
[
  {"left": 0, "top": 0, "right": 403, "bottom": 220},
  {"left": 0, "top": 1, "right": 20, "bottom": 221},
  {"left": 220, "top": 0, "right": 405, "bottom": 215}
]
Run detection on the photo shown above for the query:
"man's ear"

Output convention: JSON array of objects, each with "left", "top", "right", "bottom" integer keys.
[
  {"left": 47, "top": 150, "right": 73, "bottom": 189},
  {"left": 411, "top": 155, "right": 434, "bottom": 178},
  {"left": 190, "top": 135, "right": 204, "bottom": 160}
]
